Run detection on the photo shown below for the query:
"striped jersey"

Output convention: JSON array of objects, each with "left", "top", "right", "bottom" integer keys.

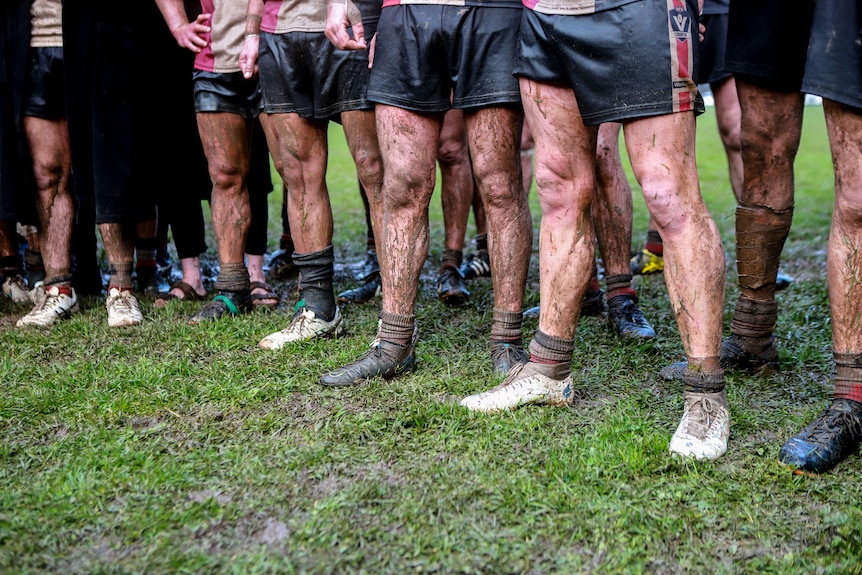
[{"left": 194, "top": 0, "right": 245, "bottom": 73}]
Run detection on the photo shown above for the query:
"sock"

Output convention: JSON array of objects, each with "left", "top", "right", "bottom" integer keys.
[
  {"left": 528, "top": 329, "right": 575, "bottom": 378},
  {"left": 215, "top": 262, "right": 251, "bottom": 292},
  {"left": 108, "top": 262, "right": 134, "bottom": 291},
  {"left": 294, "top": 246, "right": 336, "bottom": 321},
  {"left": 490, "top": 309, "right": 523, "bottom": 343},
  {"left": 586, "top": 273, "right": 601, "bottom": 298},
  {"left": 379, "top": 311, "right": 415, "bottom": 346},
  {"left": 475, "top": 233, "right": 488, "bottom": 253},
  {"left": 645, "top": 230, "right": 663, "bottom": 256},
  {"left": 834, "top": 352, "right": 862, "bottom": 404},
  {"left": 441, "top": 248, "right": 462, "bottom": 271},
  {"left": 730, "top": 297, "right": 778, "bottom": 343},
  {"left": 682, "top": 367, "right": 725, "bottom": 394},
  {"left": 605, "top": 273, "right": 636, "bottom": 301}
]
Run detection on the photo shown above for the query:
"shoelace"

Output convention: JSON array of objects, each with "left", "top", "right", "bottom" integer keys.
[
  {"left": 112, "top": 292, "right": 137, "bottom": 314},
  {"left": 30, "top": 293, "right": 53, "bottom": 313},
  {"left": 808, "top": 408, "right": 862, "bottom": 442},
  {"left": 686, "top": 396, "right": 720, "bottom": 435},
  {"left": 289, "top": 309, "right": 315, "bottom": 331}
]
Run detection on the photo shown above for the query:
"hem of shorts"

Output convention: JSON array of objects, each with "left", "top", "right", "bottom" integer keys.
[
  {"left": 263, "top": 105, "right": 315, "bottom": 117},
  {"left": 315, "top": 100, "right": 374, "bottom": 118},
  {"left": 369, "top": 91, "right": 521, "bottom": 113},
  {"left": 194, "top": 106, "right": 260, "bottom": 119},
  {"left": 801, "top": 87, "right": 860, "bottom": 110},
  {"left": 580, "top": 103, "right": 702, "bottom": 126},
  {"left": 452, "top": 92, "right": 522, "bottom": 110}
]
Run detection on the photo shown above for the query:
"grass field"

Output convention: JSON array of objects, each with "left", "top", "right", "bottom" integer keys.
[{"left": 1, "top": 105, "right": 860, "bottom": 574}]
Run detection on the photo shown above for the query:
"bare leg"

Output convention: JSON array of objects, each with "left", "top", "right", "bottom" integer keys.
[
  {"left": 520, "top": 120, "right": 535, "bottom": 196},
  {"left": 186, "top": 111, "right": 254, "bottom": 323},
  {"left": 198, "top": 112, "right": 253, "bottom": 267},
  {"left": 720, "top": 81, "right": 805, "bottom": 373},
  {"left": 23, "top": 115, "right": 74, "bottom": 281},
  {"left": 459, "top": 79, "right": 595, "bottom": 413},
  {"left": 377, "top": 105, "right": 441, "bottom": 318},
  {"left": 824, "top": 101, "right": 862, "bottom": 358},
  {"left": 593, "top": 122, "right": 655, "bottom": 340},
  {"left": 436, "top": 108, "right": 473, "bottom": 304},
  {"left": 255, "top": 111, "right": 344, "bottom": 347},
  {"left": 438, "top": 109, "right": 473, "bottom": 257},
  {"left": 593, "top": 123, "right": 632, "bottom": 284},
  {"left": 342, "top": 109, "right": 384, "bottom": 272},
  {"left": 778, "top": 100, "right": 862, "bottom": 474},
  {"left": 711, "top": 76, "right": 744, "bottom": 202},
  {"left": 318, "top": 105, "right": 439, "bottom": 384},
  {"left": 465, "top": 105, "right": 532, "bottom": 315},
  {"left": 625, "top": 113, "right": 725, "bottom": 367}
]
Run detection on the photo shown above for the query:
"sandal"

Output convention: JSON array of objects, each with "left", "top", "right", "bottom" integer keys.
[
  {"left": 187, "top": 290, "right": 252, "bottom": 324},
  {"left": 250, "top": 281, "right": 279, "bottom": 307},
  {"left": 154, "top": 281, "right": 206, "bottom": 309}
]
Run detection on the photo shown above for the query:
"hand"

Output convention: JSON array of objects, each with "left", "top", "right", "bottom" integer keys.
[
  {"left": 325, "top": 1, "right": 366, "bottom": 51},
  {"left": 368, "top": 33, "right": 376, "bottom": 69},
  {"left": 172, "top": 13, "right": 211, "bottom": 53},
  {"left": 239, "top": 35, "right": 260, "bottom": 79}
]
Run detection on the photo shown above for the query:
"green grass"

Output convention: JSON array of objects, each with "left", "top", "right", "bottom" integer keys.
[{"left": 2, "top": 106, "right": 860, "bottom": 574}]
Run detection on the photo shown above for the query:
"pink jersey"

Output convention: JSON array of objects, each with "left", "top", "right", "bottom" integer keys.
[
  {"left": 194, "top": 0, "right": 246, "bottom": 73},
  {"left": 261, "top": 0, "right": 327, "bottom": 34}
]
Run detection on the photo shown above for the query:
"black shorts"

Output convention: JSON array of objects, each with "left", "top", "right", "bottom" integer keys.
[
  {"left": 258, "top": 31, "right": 372, "bottom": 119},
  {"left": 24, "top": 47, "right": 66, "bottom": 120},
  {"left": 802, "top": 1, "right": 862, "bottom": 110},
  {"left": 698, "top": 13, "right": 731, "bottom": 86},
  {"left": 368, "top": 5, "right": 522, "bottom": 113},
  {"left": 63, "top": 1, "right": 144, "bottom": 224},
  {"left": 725, "top": 0, "right": 814, "bottom": 92},
  {"left": 514, "top": 0, "right": 704, "bottom": 125},
  {"left": 193, "top": 70, "right": 262, "bottom": 118}
]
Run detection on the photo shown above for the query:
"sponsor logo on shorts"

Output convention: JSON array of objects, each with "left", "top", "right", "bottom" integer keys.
[{"left": 669, "top": 6, "right": 692, "bottom": 42}]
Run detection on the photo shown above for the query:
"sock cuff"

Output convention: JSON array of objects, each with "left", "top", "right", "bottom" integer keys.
[
  {"left": 682, "top": 368, "right": 725, "bottom": 393},
  {"left": 215, "top": 262, "right": 250, "bottom": 291},
  {"left": 441, "top": 248, "right": 463, "bottom": 270},
  {"left": 491, "top": 308, "right": 523, "bottom": 341},
  {"left": 529, "top": 329, "right": 575, "bottom": 363}
]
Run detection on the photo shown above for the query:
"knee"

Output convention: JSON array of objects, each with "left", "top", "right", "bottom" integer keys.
[
  {"left": 835, "top": 191, "right": 862, "bottom": 227},
  {"left": 436, "top": 139, "right": 469, "bottom": 169}
]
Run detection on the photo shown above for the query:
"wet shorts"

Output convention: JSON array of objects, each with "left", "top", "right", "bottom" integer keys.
[
  {"left": 24, "top": 47, "right": 66, "bottom": 120},
  {"left": 193, "top": 70, "right": 262, "bottom": 118},
  {"left": 725, "top": 0, "right": 814, "bottom": 92},
  {"left": 368, "top": 5, "right": 522, "bottom": 113},
  {"left": 514, "top": 0, "right": 704, "bottom": 126},
  {"left": 258, "top": 31, "right": 372, "bottom": 119},
  {"left": 802, "top": 1, "right": 862, "bottom": 110},
  {"left": 698, "top": 13, "right": 731, "bottom": 86}
]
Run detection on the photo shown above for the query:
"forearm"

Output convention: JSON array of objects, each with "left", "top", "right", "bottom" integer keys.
[
  {"left": 246, "top": 0, "right": 264, "bottom": 35},
  {"left": 154, "top": 0, "right": 188, "bottom": 38}
]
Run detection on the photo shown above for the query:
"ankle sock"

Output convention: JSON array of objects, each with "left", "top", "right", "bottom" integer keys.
[{"left": 834, "top": 352, "right": 862, "bottom": 404}]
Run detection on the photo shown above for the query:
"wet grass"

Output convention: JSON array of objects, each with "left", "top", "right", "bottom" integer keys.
[{"left": 1, "top": 108, "right": 860, "bottom": 574}]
